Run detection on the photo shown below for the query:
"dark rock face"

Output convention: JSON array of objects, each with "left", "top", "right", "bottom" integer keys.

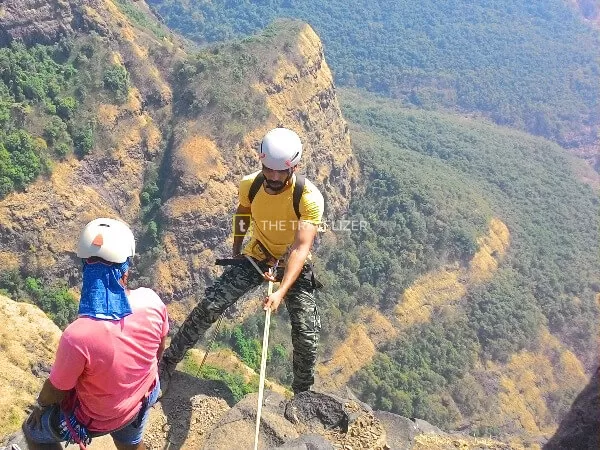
[
  {"left": 285, "top": 391, "right": 349, "bottom": 431},
  {"left": 0, "top": 0, "right": 108, "bottom": 46},
  {"left": 0, "top": 0, "right": 74, "bottom": 46},
  {"left": 544, "top": 367, "right": 600, "bottom": 450}
]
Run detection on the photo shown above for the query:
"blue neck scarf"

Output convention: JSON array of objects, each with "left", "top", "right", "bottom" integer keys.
[{"left": 78, "top": 259, "right": 132, "bottom": 320}]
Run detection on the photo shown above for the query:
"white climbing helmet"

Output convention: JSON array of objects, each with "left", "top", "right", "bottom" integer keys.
[
  {"left": 258, "top": 128, "right": 303, "bottom": 170},
  {"left": 77, "top": 218, "right": 136, "bottom": 263}
]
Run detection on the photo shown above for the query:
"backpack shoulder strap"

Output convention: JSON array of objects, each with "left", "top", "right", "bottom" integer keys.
[
  {"left": 293, "top": 174, "right": 305, "bottom": 220},
  {"left": 248, "top": 172, "right": 265, "bottom": 204}
]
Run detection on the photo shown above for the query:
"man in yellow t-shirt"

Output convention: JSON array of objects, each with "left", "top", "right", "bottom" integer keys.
[{"left": 160, "top": 128, "right": 324, "bottom": 395}]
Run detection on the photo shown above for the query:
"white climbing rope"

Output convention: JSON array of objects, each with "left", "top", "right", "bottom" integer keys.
[{"left": 254, "top": 264, "right": 277, "bottom": 450}]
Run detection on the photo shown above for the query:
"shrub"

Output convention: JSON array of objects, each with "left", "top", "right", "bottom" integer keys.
[{"left": 103, "top": 65, "right": 130, "bottom": 103}]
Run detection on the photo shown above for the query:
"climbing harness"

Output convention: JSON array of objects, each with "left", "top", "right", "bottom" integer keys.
[{"left": 197, "top": 256, "right": 276, "bottom": 377}]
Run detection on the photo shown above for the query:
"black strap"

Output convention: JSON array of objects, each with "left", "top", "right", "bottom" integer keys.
[
  {"left": 248, "top": 172, "right": 264, "bottom": 204},
  {"left": 215, "top": 258, "right": 251, "bottom": 266},
  {"left": 248, "top": 173, "right": 305, "bottom": 220},
  {"left": 293, "top": 175, "right": 305, "bottom": 220}
]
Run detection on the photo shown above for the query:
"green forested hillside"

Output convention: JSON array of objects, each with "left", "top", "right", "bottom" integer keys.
[
  {"left": 0, "top": 35, "right": 137, "bottom": 326},
  {"left": 337, "top": 89, "right": 599, "bottom": 431},
  {"left": 339, "top": 89, "right": 598, "bottom": 347},
  {"left": 148, "top": 0, "right": 600, "bottom": 148},
  {"left": 0, "top": 271, "right": 77, "bottom": 329},
  {"left": 1, "top": 1, "right": 598, "bottom": 439},
  {"left": 218, "top": 88, "right": 599, "bottom": 433},
  {"left": 0, "top": 38, "right": 132, "bottom": 198}
]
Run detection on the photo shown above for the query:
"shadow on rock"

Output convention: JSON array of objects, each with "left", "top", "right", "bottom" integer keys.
[
  {"left": 284, "top": 391, "right": 350, "bottom": 431},
  {"left": 544, "top": 367, "right": 600, "bottom": 450},
  {"left": 157, "top": 370, "right": 235, "bottom": 450}
]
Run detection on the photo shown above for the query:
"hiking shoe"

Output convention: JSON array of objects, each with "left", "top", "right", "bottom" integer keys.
[{"left": 158, "top": 360, "right": 176, "bottom": 398}]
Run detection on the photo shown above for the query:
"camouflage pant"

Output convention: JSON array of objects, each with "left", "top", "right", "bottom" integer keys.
[{"left": 162, "top": 259, "right": 321, "bottom": 393}]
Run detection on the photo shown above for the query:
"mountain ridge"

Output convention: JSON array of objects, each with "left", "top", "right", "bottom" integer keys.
[{"left": 0, "top": 1, "right": 597, "bottom": 447}]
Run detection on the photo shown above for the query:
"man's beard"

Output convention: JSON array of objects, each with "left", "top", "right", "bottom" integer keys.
[
  {"left": 264, "top": 172, "right": 292, "bottom": 191},
  {"left": 264, "top": 179, "right": 286, "bottom": 191}
]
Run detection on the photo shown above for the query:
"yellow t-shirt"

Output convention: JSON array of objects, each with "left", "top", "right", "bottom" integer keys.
[{"left": 238, "top": 171, "right": 324, "bottom": 261}]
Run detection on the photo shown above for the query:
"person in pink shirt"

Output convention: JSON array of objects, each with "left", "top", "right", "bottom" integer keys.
[{"left": 23, "top": 218, "right": 169, "bottom": 450}]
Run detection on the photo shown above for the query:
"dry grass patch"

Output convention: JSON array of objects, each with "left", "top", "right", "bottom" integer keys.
[
  {"left": 395, "top": 218, "right": 510, "bottom": 331},
  {"left": 175, "top": 135, "right": 228, "bottom": 181},
  {"left": 97, "top": 103, "right": 120, "bottom": 128},
  {"left": 0, "top": 296, "right": 61, "bottom": 435},
  {"left": 396, "top": 268, "right": 467, "bottom": 329},
  {"left": 469, "top": 218, "right": 510, "bottom": 284},
  {"left": 357, "top": 307, "right": 398, "bottom": 346},
  {"left": 413, "top": 433, "right": 524, "bottom": 450},
  {"left": 493, "top": 328, "right": 586, "bottom": 436},
  {"left": 316, "top": 324, "right": 376, "bottom": 392}
]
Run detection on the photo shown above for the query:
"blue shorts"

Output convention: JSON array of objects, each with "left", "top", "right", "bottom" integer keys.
[{"left": 24, "top": 379, "right": 160, "bottom": 446}]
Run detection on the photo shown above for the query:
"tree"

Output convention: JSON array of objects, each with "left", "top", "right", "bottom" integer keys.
[
  {"left": 3, "top": 130, "right": 41, "bottom": 189},
  {"left": 72, "top": 123, "right": 95, "bottom": 158},
  {"left": 55, "top": 96, "right": 77, "bottom": 121},
  {"left": 44, "top": 117, "right": 68, "bottom": 145},
  {"left": 103, "top": 65, "right": 130, "bottom": 102}
]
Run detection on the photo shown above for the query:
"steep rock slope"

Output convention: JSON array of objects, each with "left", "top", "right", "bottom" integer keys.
[
  {"left": 0, "top": 2, "right": 359, "bottom": 315},
  {"left": 154, "top": 21, "right": 359, "bottom": 308},
  {"left": 0, "top": 0, "right": 176, "bottom": 282},
  {"left": 0, "top": 0, "right": 109, "bottom": 46}
]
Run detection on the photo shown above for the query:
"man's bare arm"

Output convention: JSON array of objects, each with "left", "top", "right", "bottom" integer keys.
[
  {"left": 157, "top": 335, "right": 167, "bottom": 362},
  {"left": 37, "top": 378, "right": 68, "bottom": 406},
  {"left": 277, "top": 222, "right": 318, "bottom": 297}
]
